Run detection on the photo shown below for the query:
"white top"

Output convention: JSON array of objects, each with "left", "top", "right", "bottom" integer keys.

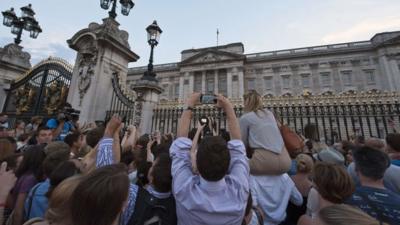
[
  {"left": 240, "top": 109, "right": 284, "bottom": 154},
  {"left": 306, "top": 187, "right": 320, "bottom": 218},
  {"left": 250, "top": 174, "right": 303, "bottom": 225}
]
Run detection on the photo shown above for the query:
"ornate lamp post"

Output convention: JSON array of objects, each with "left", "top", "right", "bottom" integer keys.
[
  {"left": 142, "top": 20, "right": 163, "bottom": 82},
  {"left": 2, "top": 4, "right": 42, "bottom": 45},
  {"left": 100, "top": 0, "right": 134, "bottom": 19}
]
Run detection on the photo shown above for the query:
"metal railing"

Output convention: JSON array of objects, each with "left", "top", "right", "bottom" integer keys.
[{"left": 151, "top": 99, "right": 400, "bottom": 144}]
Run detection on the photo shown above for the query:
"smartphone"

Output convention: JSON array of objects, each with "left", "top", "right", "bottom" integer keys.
[{"left": 200, "top": 94, "right": 217, "bottom": 104}]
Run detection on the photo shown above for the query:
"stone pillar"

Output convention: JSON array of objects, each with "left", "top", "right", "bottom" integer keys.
[
  {"left": 179, "top": 75, "right": 184, "bottom": 101},
  {"left": 67, "top": 18, "right": 139, "bottom": 122},
  {"left": 377, "top": 49, "right": 395, "bottom": 91},
  {"left": 290, "top": 65, "right": 301, "bottom": 95},
  {"left": 201, "top": 71, "right": 206, "bottom": 93},
  {"left": 0, "top": 44, "right": 31, "bottom": 111},
  {"left": 132, "top": 81, "right": 163, "bottom": 133},
  {"left": 214, "top": 69, "right": 219, "bottom": 94},
  {"left": 189, "top": 72, "right": 194, "bottom": 94},
  {"left": 329, "top": 61, "right": 341, "bottom": 93},
  {"left": 272, "top": 66, "right": 282, "bottom": 96},
  {"left": 350, "top": 59, "right": 363, "bottom": 91},
  {"left": 388, "top": 58, "right": 400, "bottom": 91},
  {"left": 237, "top": 67, "right": 245, "bottom": 98},
  {"left": 381, "top": 54, "right": 400, "bottom": 91},
  {"left": 227, "top": 69, "right": 233, "bottom": 98},
  {"left": 309, "top": 63, "right": 321, "bottom": 93}
]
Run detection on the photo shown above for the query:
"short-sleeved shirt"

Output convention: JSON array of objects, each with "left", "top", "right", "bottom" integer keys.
[
  {"left": 46, "top": 119, "right": 72, "bottom": 141},
  {"left": 346, "top": 186, "right": 400, "bottom": 225},
  {"left": 11, "top": 174, "right": 38, "bottom": 209},
  {"left": 24, "top": 179, "right": 50, "bottom": 220}
]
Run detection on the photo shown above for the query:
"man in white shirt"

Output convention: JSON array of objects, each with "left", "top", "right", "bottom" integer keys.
[{"left": 251, "top": 173, "right": 303, "bottom": 225}]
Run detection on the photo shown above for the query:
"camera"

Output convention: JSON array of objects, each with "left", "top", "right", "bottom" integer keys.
[
  {"left": 200, "top": 94, "right": 217, "bottom": 104},
  {"left": 58, "top": 107, "right": 81, "bottom": 122},
  {"left": 199, "top": 116, "right": 208, "bottom": 126}
]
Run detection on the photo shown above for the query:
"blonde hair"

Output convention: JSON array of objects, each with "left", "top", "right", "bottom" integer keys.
[
  {"left": 45, "top": 175, "right": 82, "bottom": 224},
  {"left": 243, "top": 90, "right": 264, "bottom": 113},
  {"left": 319, "top": 204, "right": 388, "bottom": 225},
  {"left": 296, "top": 154, "right": 314, "bottom": 173}
]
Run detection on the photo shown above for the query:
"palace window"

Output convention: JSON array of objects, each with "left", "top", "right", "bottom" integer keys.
[
  {"left": 218, "top": 69, "right": 227, "bottom": 96},
  {"left": 364, "top": 70, "right": 376, "bottom": 84},
  {"left": 206, "top": 71, "right": 214, "bottom": 94},
  {"left": 264, "top": 77, "right": 273, "bottom": 90},
  {"left": 194, "top": 72, "right": 202, "bottom": 92},
  {"left": 341, "top": 71, "right": 353, "bottom": 86},
  {"left": 282, "top": 75, "right": 291, "bottom": 89},
  {"left": 320, "top": 72, "right": 332, "bottom": 87},
  {"left": 247, "top": 78, "right": 255, "bottom": 90},
  {"left": 301, "top": 74, "right": 311, "bottom": 87}
]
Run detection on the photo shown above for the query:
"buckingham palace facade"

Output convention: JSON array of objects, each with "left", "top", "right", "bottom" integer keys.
[{"left": 128, "top": 31, "right": 400, "bottom": 101}]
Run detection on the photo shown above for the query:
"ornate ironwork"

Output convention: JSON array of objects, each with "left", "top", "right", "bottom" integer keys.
[
  {"left": 106, "top": 72, "right": 137, "bottom": 125},
  {"left": 151, "top": 92, "right": 400, "bottom": 142},
  {"left": 2, "top": 57, "right": 73, "bottom": 123}
]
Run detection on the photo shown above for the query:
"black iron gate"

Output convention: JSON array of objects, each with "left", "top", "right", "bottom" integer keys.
[
  {"left": 105, "top": 72, "right": 138, "bottom": 125},
  {"left": 2, "top": 57, "right": 73, "bottom": 125}
]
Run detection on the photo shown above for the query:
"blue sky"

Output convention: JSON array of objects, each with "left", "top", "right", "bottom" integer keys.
[{"left": 1, "top": 0, "right": 400, "bottom": 67}]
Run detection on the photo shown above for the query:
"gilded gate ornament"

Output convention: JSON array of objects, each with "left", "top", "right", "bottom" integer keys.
[
  {"left": 15, "top": 85, "right": 36, "bottom": 115},
  {"left": 44, "top": 80, "right": 68, "bottom": 115}
]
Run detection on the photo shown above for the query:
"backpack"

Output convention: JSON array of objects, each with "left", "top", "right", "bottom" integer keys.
[{"left": 128, "top": 186, "right": 177, "bottom": 225}]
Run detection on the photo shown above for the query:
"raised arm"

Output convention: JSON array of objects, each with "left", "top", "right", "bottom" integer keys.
[
  {"left": 112, "top": 123, "right": 124, "bottom": 163},
  {"left": 177, "top": 93, "right": 200, "bottom": 138},
  {"left": 216, "top": 95, "right": 249, "bottom": 191},
  {"left": 190, "top": 122, "right": 205, "bottom": 173},
  {"left": 216, "top": 94, "right": 241, "bottom": 140},
  {"left": 122, "top": 125, "right": 137, "bottom": 151},
  {"left": 96, "top": 115, "right": 122, "bottom": 168},
  {"left": 146, "top": 139, "right": 156, "bottom": 163}
]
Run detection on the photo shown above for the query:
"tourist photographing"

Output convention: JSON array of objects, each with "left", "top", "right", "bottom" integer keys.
[{"left": 170, "top": 93, "right": 249, "bottom": 225}]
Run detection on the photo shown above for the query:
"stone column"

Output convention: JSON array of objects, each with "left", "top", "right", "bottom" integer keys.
[
  {"left": 179, "top": 75, "right": 184, "bottom": 101},
  {"left": 329, "top": 61, "right": 341, "bottom": 93},
  {"left": 132, "top": 82, "right": 163, "bottom": 134},
  {"left": 309, "top": 63, "right": 321, "bottom": 94},
  {"left": 377, "top": 49, "right": 395, "bottom": 91},
  {"left": 272, "top": 66, "right": 282, "bottom": 96},
  {"left": 389, "top": 58, "right": 400, "bottom": 91},
  {"left": 201, "top": 71, "right": 206, "bottom": 93},
  {"left": 67, "top": 18, "right": 139, "bottom": 122},
  {"left": 227, "top": 69, "right": 233, "bottom": 98},
  {"left": 214, "top": 70, "right": 219, "bottom": 94},
  {"left": 237, "top": 67, "right": 245, "bottom": 98},
  {"left": 0, "top": 44, "right": 31, "bottom": 111},
  {"left": 350, "top": 59, "right": 363, "bottom": 91},
  {"left": 290, "top": 65, "right": 301, "bottom": 95},
  {"left": 189, "top": 72, "right": 194, "bottom": 94}
]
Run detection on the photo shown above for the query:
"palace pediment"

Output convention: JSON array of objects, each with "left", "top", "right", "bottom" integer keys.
[{"left": 180, "top": 49, "right": 245, "bottom": 65}]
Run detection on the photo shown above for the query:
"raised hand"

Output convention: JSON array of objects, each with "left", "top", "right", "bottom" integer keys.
[
  {"left": 0, "top": 162, "right": 17, "bottom": 198},
  {"left": 186, "top": 93, "right": 201, "bottom": 107},
  {"left": 104, "top": 115, "right": 122, "bottom": 138},
  {"left": 215, "top": 94, "right": 233, "bottom": 110}
]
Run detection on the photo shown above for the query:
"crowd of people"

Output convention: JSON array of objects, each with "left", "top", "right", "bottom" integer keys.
[{"left": 0, "top": 90, "right": 399, "bottom": 225}]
